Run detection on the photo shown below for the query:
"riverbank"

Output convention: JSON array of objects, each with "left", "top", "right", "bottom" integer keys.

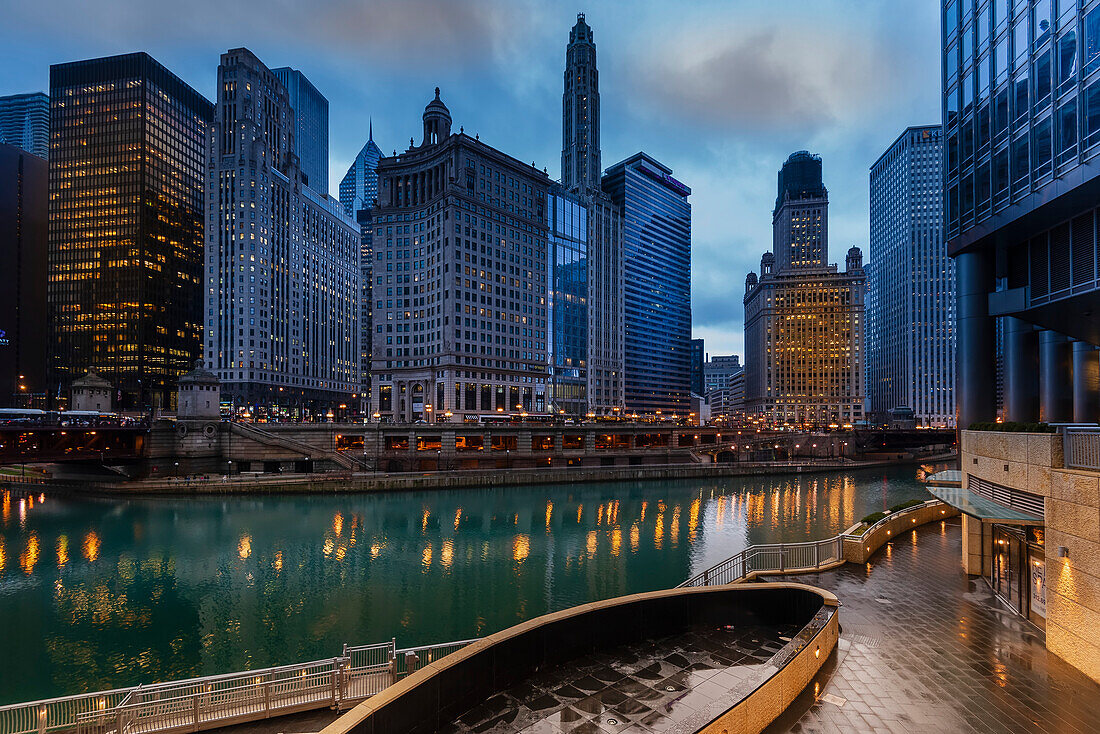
[{"left": 19, "top": 453, "right": 957, "bottom": 496}]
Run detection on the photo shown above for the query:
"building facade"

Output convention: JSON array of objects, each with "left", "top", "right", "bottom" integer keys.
[
  {"left": 703, "top": 354, "right": 743, "bottom": 419},
  {"left": 340, "top": 127, "right": 385, "bottom": 412},
  {"left": 0, "top": 93, "right": 49, "bottom": 159},
  {"left": 603, "top": 153, "right": 691, "bottom": 416},
  {"left": 744, "top": 151, "right": 866, "bottom": 427},
  {"left": 271, "top": 67, "right": 329, "bottom": 194},
  {"left": 690, "top": 339, "right": 705, "bottom": 396},
  {"left": 48, "top": 53, "right": 212, "bottom": 410},
  {"left": 368, "top": 89, "right": 551, "bottom": 421},
  {"left": 206, "top": 49, "right": 359, "bottom": 415},
  {"left": 944, "top": 0, "right": 1100, "bottom": 429},
  {"left": 560, "top": 14, "right": 624, "bottom": 416},
  {"left": 868, "top": 125, "right": 955, "bottom": 427},
  {"left": 0, "top": 144, "right": 48, "bottom": 406},
  {"left": 562, "top": 13, "right": 601, "bottom": 194},
  {"left": 547, "top": 186, "right": 588, "bottom": 416}
]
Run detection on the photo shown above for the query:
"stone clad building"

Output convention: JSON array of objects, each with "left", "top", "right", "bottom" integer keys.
[
  {"left": 369, "top": 90, "right": 551, "bottom": 421},
  {"left": 744, "top": 152, "right": 866, "bottom": 427},
  {"left": 205, "top": 49, "right": 359, "bottom": 415}
]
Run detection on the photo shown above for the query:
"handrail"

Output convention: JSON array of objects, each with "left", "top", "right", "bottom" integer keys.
[
  {"left": 678, "top": 499, "right": 943, "bottom": 588},
  {"left": 0, "top": 637, "right": 475, "bottom": 734},
  {"left": 228, "top": 422, "right": 365, "bottom": 471}
]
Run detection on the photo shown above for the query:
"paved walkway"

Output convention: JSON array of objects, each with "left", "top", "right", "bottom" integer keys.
[{"left": 766, "top": 518, "right": 1100, "bottom": 734}]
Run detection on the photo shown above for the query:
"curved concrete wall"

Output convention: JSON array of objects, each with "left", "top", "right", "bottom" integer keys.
[{"left": 320, "top": 583, "right": 838, "bottom": 734}]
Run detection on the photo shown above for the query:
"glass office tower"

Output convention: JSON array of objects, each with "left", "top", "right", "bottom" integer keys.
[
  {"left": 602, "top": 152, "right": 691, "bottom": 416},
  {"left": 944, "top": 0, "right": 1100, "bottom": 427},
  {"left": 48, "top": 53, "right": 212, "bottom": 410},
  {"left": 869, "top": 125, "right": 955, "bottom": 427},
  {"left": 547, "top": 185, "right": 589, "bottom": 416},
  {"left": 0, "top": 93, "right": 49, "bottom": 159},
  {"left": 272, "top": 67, "right": 329, "bottom": 195}
]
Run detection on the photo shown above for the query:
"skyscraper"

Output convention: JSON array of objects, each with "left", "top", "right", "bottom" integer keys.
[
  {"left": 690, "top": 338, "right": 705, "bottom": 396},
  {"left": 869, "top": 125, "right": 954, "bottom": 427},
  {"left": 339, "top": 126, "right": 384, "bottom": 412},
  {"left": 559, "top": 13, "right": 624, "bottom": 416},
  {"left": 206, "top": 49, "right": 359, "bottom": 414},
  {"left": 944, "top": 0, "right": 1100, "bottom": 428},
  {"left": 339, "top": 124, "right": 383, "bottom": 217},
  {"left": 603, "top": 152, "right": 692, "bottom": 416},
  {"left": 48, "top": 53, "right": 212, "bottom": 409},
  {"left": 548, "top": 185, "right": 588, "bottom": 416},
  {"left": 0, "top": 144, "right": 47, "bottom": 406},
  {"left": 743, "top": 151, "right": 866, "bottom": 427},
  {"left": 562, "top": 13, "right": 601, "bottom": 193},
  {"left": 368, "top": 89, "right": 551, "bottom": 421},
  {"left": 272, "top": 66, "right": 329, "bottom": 194},
  {"left": 0, "top": 93, "right": 49, "bottom": 159}
]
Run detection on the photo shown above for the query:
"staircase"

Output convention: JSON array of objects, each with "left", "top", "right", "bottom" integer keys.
[{"left": 228, "top": 422, "right": 367, "bottom": 471}]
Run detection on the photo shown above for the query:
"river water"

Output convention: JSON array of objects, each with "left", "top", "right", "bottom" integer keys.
[{"left": 0, "top": 466, "right": 933, "bottom": 703}]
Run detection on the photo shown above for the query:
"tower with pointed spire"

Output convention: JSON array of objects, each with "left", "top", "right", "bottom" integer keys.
[{"left": 562, "top": 13, "right": 601, "bottom": 193}]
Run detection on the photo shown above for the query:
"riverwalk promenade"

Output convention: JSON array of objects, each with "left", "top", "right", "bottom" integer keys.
[{"left": 766, "top": 519, "right": 1100, "bottom": 733}]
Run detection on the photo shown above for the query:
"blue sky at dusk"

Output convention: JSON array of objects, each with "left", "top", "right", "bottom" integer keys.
[{"left": 0, "top": 0, "right": 942, "bottom": 357}]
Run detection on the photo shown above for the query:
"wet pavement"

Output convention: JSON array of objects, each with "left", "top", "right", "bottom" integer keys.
[
  {"left": 766, "top": 518, "right": 1100, "bottom": 734},
  {"left": 443, "top": 622, "right": 805, "bottom": 733}
]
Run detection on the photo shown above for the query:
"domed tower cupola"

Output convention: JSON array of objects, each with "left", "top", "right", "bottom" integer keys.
[
  {"left": 846, "top": 246, "right": 864, "bottom": 273},
  {"left": 761, "top": 252, "right": 775, "bottom": 276},
  {"left": 422, "top": 87, "right": 452, "bottom": 146}
]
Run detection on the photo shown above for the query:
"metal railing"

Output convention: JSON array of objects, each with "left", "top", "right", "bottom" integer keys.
[
  {"left": 679, "top": 536, "right": 843, "bottom": 588},
  {"left": 678, "top": 500, "right": 945, "bottom": 588},
  {"left": 0, "top": 637, "right": 476, "bottom": 734},
  {"left": 1063, "top": 428, "right": 1100, "bottom": 470}
]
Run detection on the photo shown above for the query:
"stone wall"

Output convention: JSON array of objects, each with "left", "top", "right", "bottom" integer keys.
[{"left": 960, "top": 430, "right": 1100, "bottom": 684}]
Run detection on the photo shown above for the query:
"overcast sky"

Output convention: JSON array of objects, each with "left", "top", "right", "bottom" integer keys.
[{"left": 0, "top": 0, "right": 942, "bottom": 359}]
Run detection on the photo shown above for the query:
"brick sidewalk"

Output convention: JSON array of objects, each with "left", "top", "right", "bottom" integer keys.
[{"left": 766, "top": 518, "right": 1100, "bottom": 733}]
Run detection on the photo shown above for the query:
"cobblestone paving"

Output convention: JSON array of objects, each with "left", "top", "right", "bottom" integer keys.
[{"left": 766, "top": 518, "right": 1100, "bottom": 734}]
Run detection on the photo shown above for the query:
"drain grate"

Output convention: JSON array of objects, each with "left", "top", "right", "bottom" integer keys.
[{"left": 846, "top": 633, "right": 881, "bottom": 648}]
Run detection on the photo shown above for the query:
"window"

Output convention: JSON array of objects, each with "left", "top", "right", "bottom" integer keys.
[
  {"left": 1085, "top": 79, "right": 1100, "bottom": 148},
  {"left": 1034, "top": 50, "right": 1052, "bottom": 111},
  {"left": 1033, "top": 0, "right": 1052, "bottom": 47},
  {"left": 1058, "top": 29, "right": 1077, "bottom": 94},
  {"left": 1086, "top": 7, "right": 1100, "bottom": 77},
  {"left": 1057, "top": 99, "right": 1077, "bottom": 165},
  {"left": 1032, "top": 116, "right": 1053, "bottom": 176}
]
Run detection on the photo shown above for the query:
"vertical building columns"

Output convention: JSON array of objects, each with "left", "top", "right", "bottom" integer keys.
[
  {"left": 956, "top": 251, "right": 996, "bottom": 428},
  {"left": 1039, "top": 331, "right": 1073, "bottom": 423},
  {"left": 1073, "top": 341, "right": 1100, "bottom": 423},
  {"left": 1003, "top": 316, "right": 1039, "bottom": 423}
]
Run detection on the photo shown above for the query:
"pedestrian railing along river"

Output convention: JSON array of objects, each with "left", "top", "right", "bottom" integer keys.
[
  {"left": 678, "top": 536, "right": 845, "bottom": 588},
  {"left": 678, "top": 499, "right": 947, "bottom": 588},
  {"left": 0, "top": 638, "right": 477, "bottom": 734}
]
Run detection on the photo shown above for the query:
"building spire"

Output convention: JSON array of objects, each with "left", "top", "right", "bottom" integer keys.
[
  {"left": 562, "top": 13, "right": 601, "bottom": 192},
  {"left": 368, "top": 117, "right": 373, "bottom": 142}
]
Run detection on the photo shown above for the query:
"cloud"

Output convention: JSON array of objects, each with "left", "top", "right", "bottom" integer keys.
[{"left": 638, "top": 29, "right": 835, "bottom": 134}]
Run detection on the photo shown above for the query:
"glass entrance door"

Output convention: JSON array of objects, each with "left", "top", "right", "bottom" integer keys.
[{"left": 991, "top": 525, "right": 1024, "bottom": 614}]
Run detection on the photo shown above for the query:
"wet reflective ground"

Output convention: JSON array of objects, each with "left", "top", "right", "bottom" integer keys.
[
  {"left": 767, "top": 519, "right": 1100, "bottom": 734},
  {"left": 0, "top": 467, "right": 929, "bottom": 703}
]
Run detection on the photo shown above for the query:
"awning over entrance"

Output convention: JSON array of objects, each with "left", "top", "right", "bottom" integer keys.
[
  {"left": 924, "top": 469, "right": 962, "bottom": 487},
  {"left": 927, "top": 486, "right": 1043, "bottom": 523}
]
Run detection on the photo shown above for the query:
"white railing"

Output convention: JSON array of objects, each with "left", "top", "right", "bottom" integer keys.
[
  {"left": 1064, "top": 429, "right": 1100, "bottom": 470},
  {"left": 678, "top": 500, "right": 945, "bottom": 588},
  {"left": 679, "top": 536, "right": 844, "bottom": 588},
  {"left": 0, "top": 636, "right": 476, "bottom": 734}
]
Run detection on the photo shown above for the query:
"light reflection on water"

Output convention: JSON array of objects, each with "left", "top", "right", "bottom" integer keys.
[{"left": 0, "top": 466, "right": 934, "bottom": 702}]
